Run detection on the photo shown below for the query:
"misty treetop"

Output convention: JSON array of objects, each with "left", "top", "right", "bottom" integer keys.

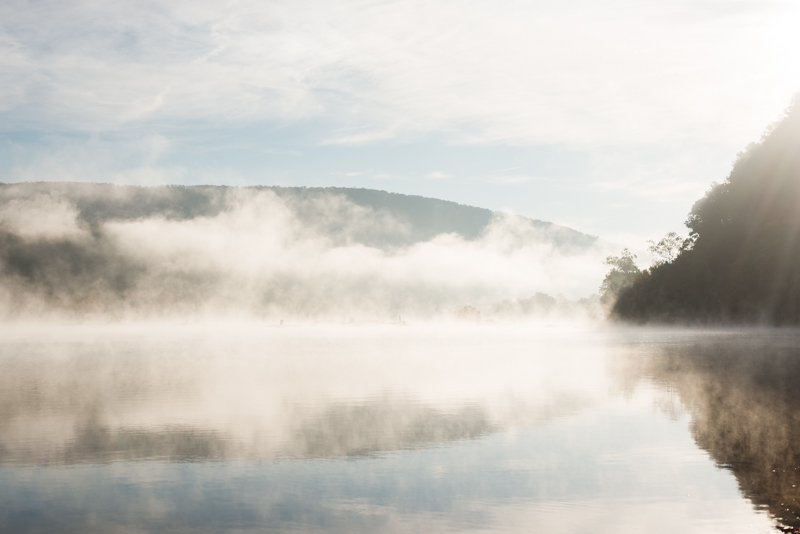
[
  {"left": 599, "top": 249, "right": 640, "bottom": 306},
  {"left": 613, "top": 96, "right": 800, "bottom": 324},
  {"left": 646, "top": 232, "right": 687, "bottom": 267}
]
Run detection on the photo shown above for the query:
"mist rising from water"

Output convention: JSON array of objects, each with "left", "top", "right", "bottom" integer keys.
[{"left": 0, "top": 185, "right": 609, "bottom": 322}]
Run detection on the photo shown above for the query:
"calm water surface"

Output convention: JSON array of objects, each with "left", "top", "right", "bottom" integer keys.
[{"left": 1, "top": 324, "right": 799, "bottom": 533}]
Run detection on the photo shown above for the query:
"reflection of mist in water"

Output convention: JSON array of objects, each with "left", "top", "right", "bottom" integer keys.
[
  {"left": 1, "top": 325, "right": 791, "bottom": 533},
  {"left": 0, "top": 325, "right": 601, "bottom": 466}
]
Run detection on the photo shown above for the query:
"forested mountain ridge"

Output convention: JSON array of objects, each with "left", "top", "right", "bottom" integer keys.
[
  {"left": 614, "top": 97, "right": 800, "bottom": 324},
  {"left": 0, "top": 182, "right": 600, "bottom": 318},
  {"left": 0, "top": 182, "right": 596, "bottom": 251}
]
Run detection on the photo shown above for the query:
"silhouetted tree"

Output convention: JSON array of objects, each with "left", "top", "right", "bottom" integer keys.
[
  {"left": 600, "top": 249, "right": 640, "bottom": 306},
  {"left": 646, "top": 232, "right": 685, "bottom": 267},
  {"left": 613, "top": 95, "right": 800, "bottom": 324}
]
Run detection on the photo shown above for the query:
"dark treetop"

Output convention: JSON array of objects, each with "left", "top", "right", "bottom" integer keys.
[{"left": 614, "top": 97, "right": 800, "bottom": 324}]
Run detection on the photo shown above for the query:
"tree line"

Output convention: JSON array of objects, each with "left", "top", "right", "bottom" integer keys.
[{"left": 602, "top": 96, "right": 800, "bottom": 324}]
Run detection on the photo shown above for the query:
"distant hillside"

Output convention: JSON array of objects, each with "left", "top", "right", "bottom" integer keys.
[
  {"left": 0, "top": 182, "right": 597, "bottom": 251},
  {"left": 614, "top": 97, "right": 800, "bottom": 324},
  {"left": 0, "top": 182, "right": 601, "bottom": 319}
]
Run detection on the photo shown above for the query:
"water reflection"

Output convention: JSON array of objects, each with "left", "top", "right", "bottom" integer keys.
[
  {"left": 632, "top": 331, "right": 800, "bottom": 532},
  {"left": 0, "top": 325, "right": 599, "bottom": 466},
  {"left": 2, "top": 325, "right": 797, "bottom": 532},
  {"left": 2, "top": 401, "right": 497, "bottom": 465}
]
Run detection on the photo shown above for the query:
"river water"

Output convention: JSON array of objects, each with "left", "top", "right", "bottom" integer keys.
[{"left": 1, "top": 324, "right": 798, "bottom": 533}]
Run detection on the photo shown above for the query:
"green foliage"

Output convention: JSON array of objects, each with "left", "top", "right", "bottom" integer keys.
[{"left": 613, "top": 96, "right": 800, "bottom": 324}]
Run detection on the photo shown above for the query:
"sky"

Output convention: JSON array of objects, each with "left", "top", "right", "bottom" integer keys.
[{"left": 2, "top": 0, "right": 800, "bottom": 246}]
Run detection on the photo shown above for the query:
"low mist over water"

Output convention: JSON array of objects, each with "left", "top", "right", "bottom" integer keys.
[{"left": 2, "top": 325, "right": 799, "bottom": 533}]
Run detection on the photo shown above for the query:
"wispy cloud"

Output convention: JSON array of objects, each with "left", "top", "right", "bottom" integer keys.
[
  {"left": 1, "top": 0, "right": 799, "bottom": 244},
  {"left": 263, "top": 148, "right": 303, "bottom": 156},
  {"left": 592, "top": 179, "right": 706, "bottom": 199},
  {"left": 0, "top": 0, "right": 797, "bottom": 147},
  {"left": 492, "top": 176, "right": 546, "bottom": 185},
  {"left": 426, "top": 171, "right": 450, "bottom": 180}
]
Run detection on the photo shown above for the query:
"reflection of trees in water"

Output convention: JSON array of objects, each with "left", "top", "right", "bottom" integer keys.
[
  {"left": 0, "top": 402, "right": 494, "bottom": 465},
  {"left": 0, "top": 396, "right": 495, "bottom": 466},
  {"left": 292, "top": 401, "right": 494, "bottom": 458},
  {"left": 0, "top": 339, "right": 591, "bottom": 466},
  {"left": 642, "top": 336, "right": 800, "bottom": 531},
  {"left": 0, "top": 350, "right": 501, "bottom": 464},
  {"left": 62, "top": 419, "right": 229, "bottom": 464}
]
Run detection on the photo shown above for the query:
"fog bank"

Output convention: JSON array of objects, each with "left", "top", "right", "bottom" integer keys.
[{"left": 0, "top": 183, "right": 610, "bottom": 322}]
